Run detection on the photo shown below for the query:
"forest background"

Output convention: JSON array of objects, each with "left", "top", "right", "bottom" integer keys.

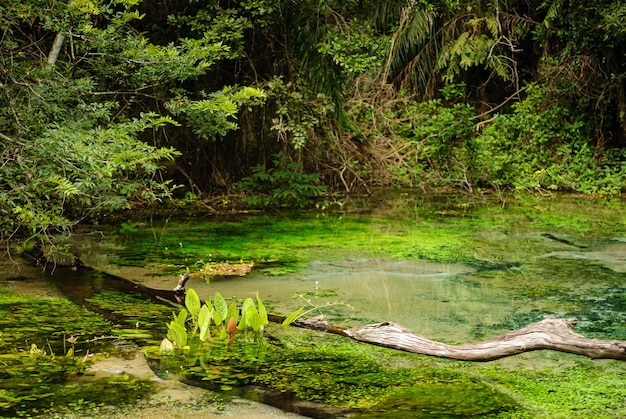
[{"left": 1, "top": 0, "right": 625, "bottom": 241}]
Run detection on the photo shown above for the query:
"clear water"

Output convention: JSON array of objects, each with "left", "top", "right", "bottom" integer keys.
[{"left": 60, "top": 199, "right": 626, "bottom": 344}]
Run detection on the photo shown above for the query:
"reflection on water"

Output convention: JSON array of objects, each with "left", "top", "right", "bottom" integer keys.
[{"left": 185, "top": 258, "right": 489, "bottom": 342}]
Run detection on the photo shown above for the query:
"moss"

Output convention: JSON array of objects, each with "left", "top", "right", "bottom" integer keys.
[{"left": 477, "top": 360, "right": 626, "bottom": 418}]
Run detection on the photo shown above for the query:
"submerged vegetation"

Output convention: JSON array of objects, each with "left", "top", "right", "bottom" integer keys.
[
  {"left": 0, "top": 195, "right": 601, "bottom": 416},
  {"left": 0, "top": 287, "right": 155, "bottom": 417},
  {"left": 91, "top": 192, "right": 626, "bottom": 276}
]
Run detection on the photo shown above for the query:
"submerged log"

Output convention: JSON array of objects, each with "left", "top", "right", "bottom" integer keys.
[{"left": 345, "top": 319, "right": 626, "bottom": 361}]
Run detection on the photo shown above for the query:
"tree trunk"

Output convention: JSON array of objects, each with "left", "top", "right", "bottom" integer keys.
[
  {"left": 47, "top": 0, "right": 73, "bottom": 66},
  {"left": 47, "top": 32, "right": 66, "bottom": 66}
]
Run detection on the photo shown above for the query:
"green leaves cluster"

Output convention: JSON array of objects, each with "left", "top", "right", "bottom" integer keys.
[
  {"left": 318, "top": 20, "right": 389, "bottom": 75},
  {"left": 237, "top": 153, "right": 327, "bottom": 208},
  {"left": 166, "top": 86, "right": 267, "bottom": 140},
  {"left": 163, "top": 288, "right": 269, "bottom": 352},
  {"left": 0, "top": 0, "right": 266, "bottom": 240},
  {"left": 373, "top": 82, "right": 626, "bottom": 194},
  {"left": 474, "top": 83, "right": 626, "bottom": 194}
]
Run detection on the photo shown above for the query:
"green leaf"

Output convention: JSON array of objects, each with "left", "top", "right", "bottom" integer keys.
[
  {"left": 175, "top": 309, "right": 188, "bottom": 327},
  {"left": 167, "top": 321, "right": 187, "bottom": 348},
  {"left": 213, "top": 292, "right": 228, "bottom": 326},
  {"left": 198, "top": 304, "right": 212, "bottom": 342},
  {"left": 282, "top": 306, "right": 305, "bottom": 327},
  {"left": 238, "top": 297, "right": 255, "bottom": 331},
  {"left": 185, "top": 288, "right": 201, "bottom": 317},
  {"left": 227, "top": 302, "right": 239, "bottom": 327},
  {"left": 256, "top": 292, "right": 268, "bottom": 327},
  {"left": 245, "top": 305, "right": 262, "bottom": 332}
]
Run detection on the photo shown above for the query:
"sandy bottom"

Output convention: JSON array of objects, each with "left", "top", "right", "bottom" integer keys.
[{"left": 63, "top": 352, "right": 306, "bottom": 419}]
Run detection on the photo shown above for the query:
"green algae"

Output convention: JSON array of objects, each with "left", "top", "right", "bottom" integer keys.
[
  {"left": 355, "top": 382, "right": 518, "bottom": 418},
  {"left": 84, "top": 291, "right": 172, "bottom": 342},
  {"left": 477, "top": 359, "right": 626, "bottom": 418},
  {"left": 0, "top": 285, "right": 157, "bottom": 417},
  {"left": 74, "top": 192, "right": 626, "bottom": 279},
  {"left": 6, "top": 191, "right": 626, "bottom": 417},
  {"left": 0, "top": 291, "right": 113, "bottom": 355}
]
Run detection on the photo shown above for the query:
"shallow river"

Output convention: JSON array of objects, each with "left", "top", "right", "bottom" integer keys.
[
  {"left": 3, "top": 192, "right": 626, "bottom": 417},
  {"left": 59, "top": 193, "right": 626, "bottom": 343}
]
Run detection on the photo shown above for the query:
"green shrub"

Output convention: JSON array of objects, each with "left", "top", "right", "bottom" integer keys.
[
  {"left": 475, "top": 84, "right": 626, "bottom": 194},
  {"left": 237, "top": 153, "right": 326, "bottom": 208}
]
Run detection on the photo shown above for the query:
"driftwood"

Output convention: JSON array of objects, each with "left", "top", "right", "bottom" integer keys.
[{"left": 345, "top": 319, "right": 626, "bottom": 361}]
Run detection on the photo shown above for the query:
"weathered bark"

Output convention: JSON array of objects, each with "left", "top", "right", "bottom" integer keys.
[
  {"left": 345, "top": 319, "right": 626, "bottom": 361},
  {"left": 47, "top": 0, "right": 73, "bottom": 66}
]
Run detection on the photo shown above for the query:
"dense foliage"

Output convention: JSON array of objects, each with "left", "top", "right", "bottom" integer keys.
[{"left": 1, "top": 0, "right": 625, "bottom": 239}]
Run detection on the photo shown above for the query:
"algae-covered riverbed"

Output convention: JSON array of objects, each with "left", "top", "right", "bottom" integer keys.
[{"left": 2, "top": 191, "right": 626, "bottom": 417}]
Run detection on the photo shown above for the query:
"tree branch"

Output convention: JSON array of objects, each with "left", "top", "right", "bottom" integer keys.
[{"left": 345, "top": 319, "right": 626, "bottom": 361}]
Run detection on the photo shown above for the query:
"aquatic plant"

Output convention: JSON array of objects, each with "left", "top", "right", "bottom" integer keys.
[
  {"left": 149, "top": 289, "right": 271, "bottom": 390},
  {"left": 162, "top": 288, "right": 269, "bottom": 352}
]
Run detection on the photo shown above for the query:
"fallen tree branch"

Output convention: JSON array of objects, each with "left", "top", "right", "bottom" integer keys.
[{"left": 345, "top": 319, "right": 626, "bottom": 361}]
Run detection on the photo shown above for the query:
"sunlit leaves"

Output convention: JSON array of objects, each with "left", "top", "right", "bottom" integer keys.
[
  {"left": 67, "top": 0, "right": 100, "bottom": 15},
  {"left": 198, "top": 305, "right": 212, "bottom": 342},
  {"left": 160, "top": 288, "right": 283, "bottom": 353},
  {"left": 166, "top": 86, "right": 266, "bottom": 140},
  {"left": 185, "top": 289, "right": 201, "bottom": 317}
]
